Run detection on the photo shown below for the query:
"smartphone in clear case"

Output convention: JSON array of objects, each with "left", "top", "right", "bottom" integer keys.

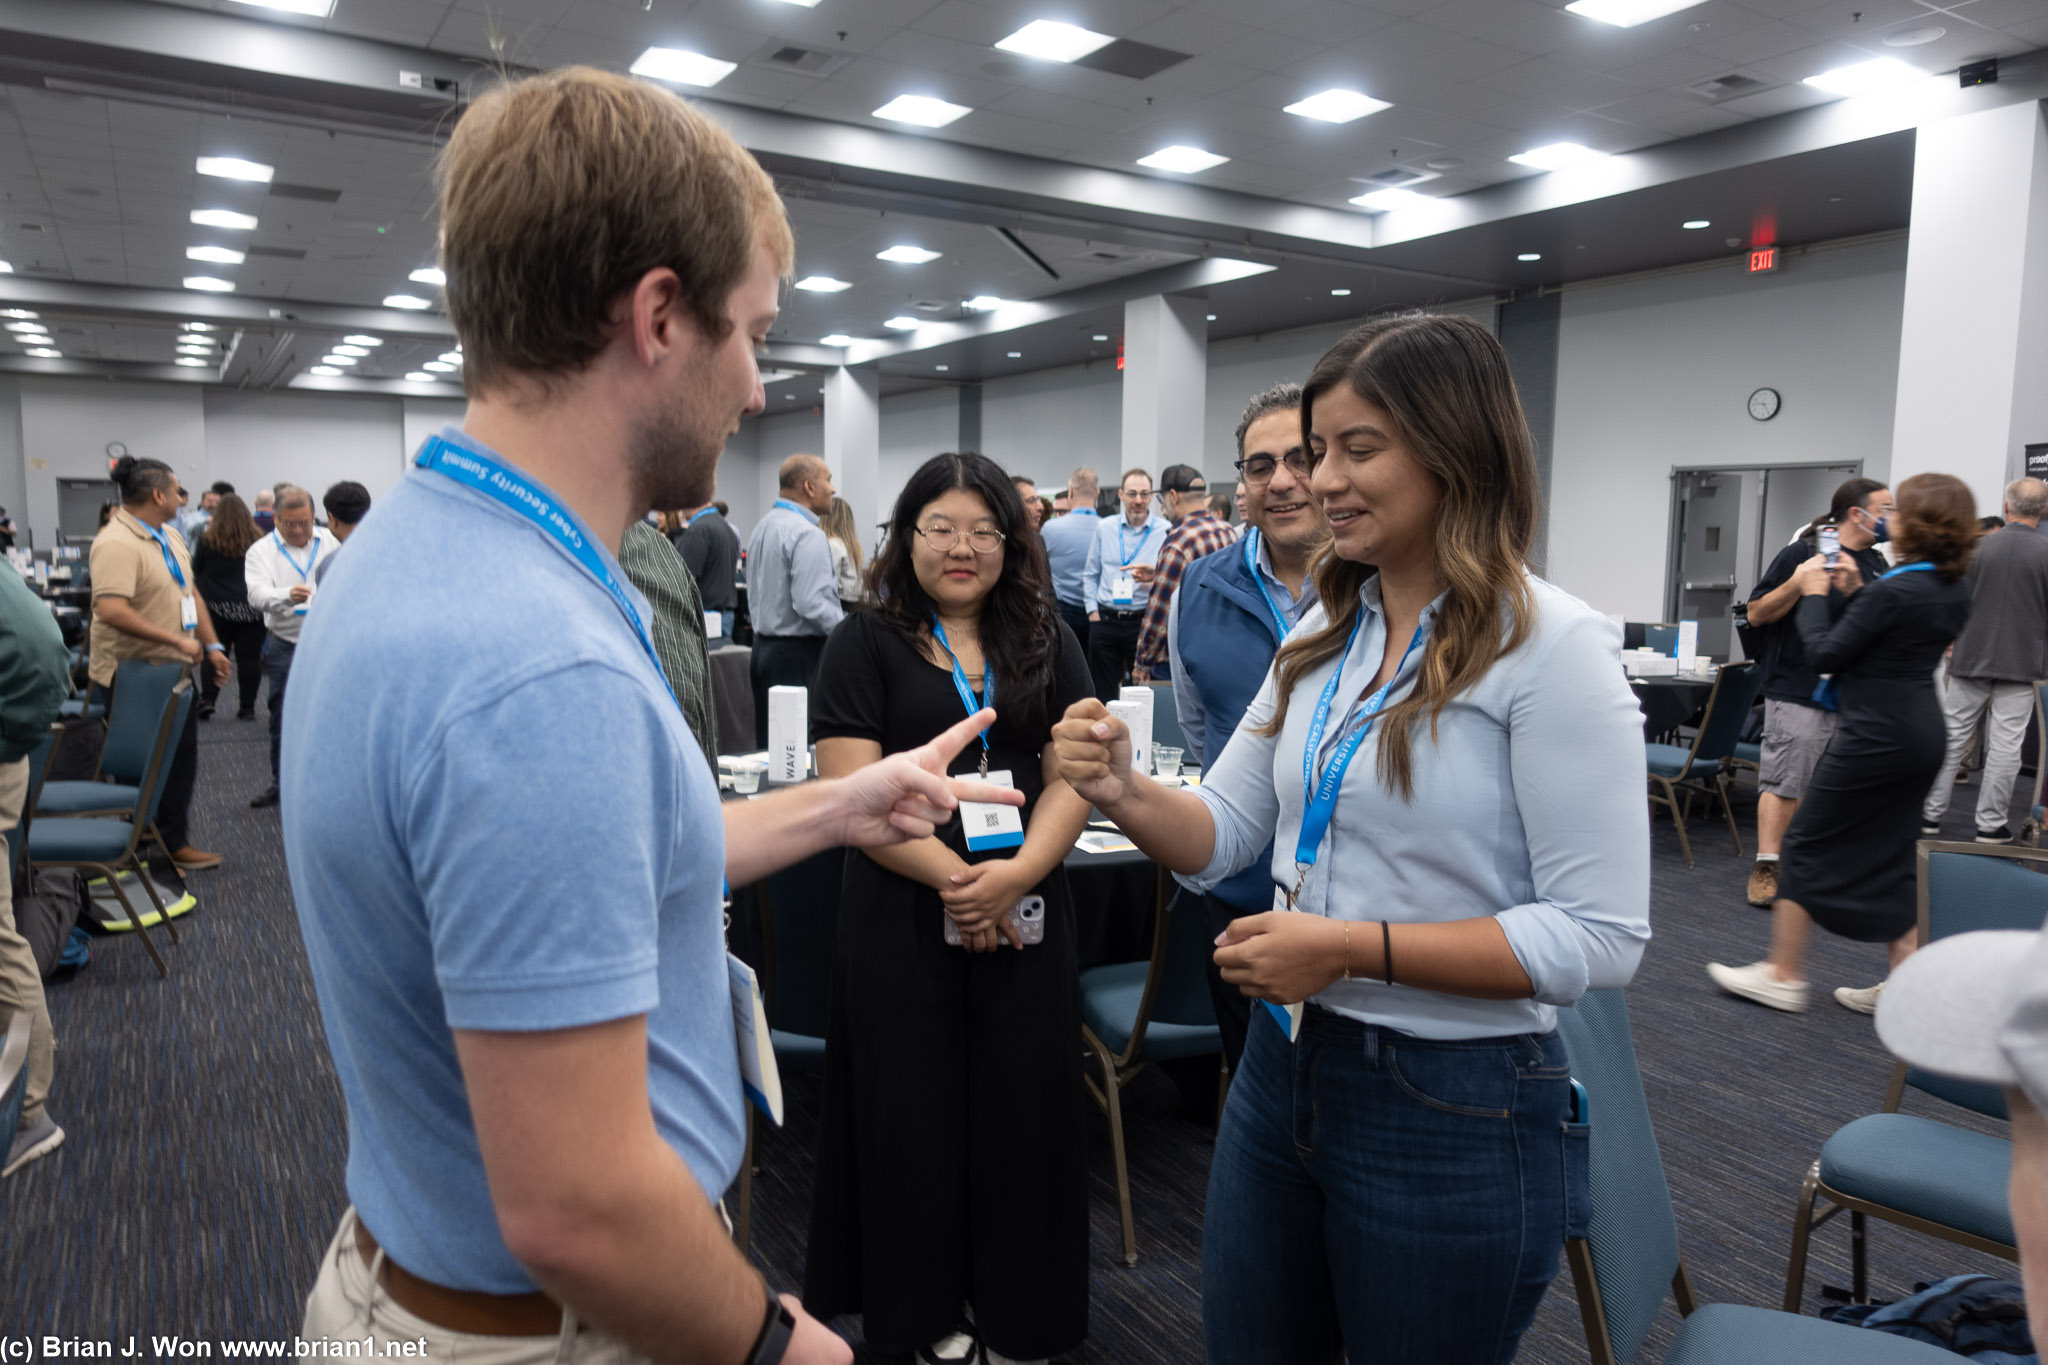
[{"left": 945, "top": 894, "right": 1046, "bottom": 946}]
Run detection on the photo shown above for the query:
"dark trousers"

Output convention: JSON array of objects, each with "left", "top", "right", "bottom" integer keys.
[
  {"left": 1203, "top": 892, "right": 1255, "bottom": 1071},
  {"left": 263, "top": 633, "right": 296, "bottom": 786},
  {"left": 1087, "top": 611, "right": 1142, "bottom": 701},
  {"left": 201, "top": 617, "right": 264, "bottom": 715},
  {"left": 750, "top": 634, "right": 826, "bottom": 748},
  {"left": 92, "top": 670, "right": 198, "bottom": 850},
  {"left": 1056, "top": 600, "right": 1091, "bottom": 661}
]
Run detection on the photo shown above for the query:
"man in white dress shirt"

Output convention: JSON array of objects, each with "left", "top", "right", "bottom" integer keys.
[{"left": 244, "top": 484, "right": 338, "bottom": 809}]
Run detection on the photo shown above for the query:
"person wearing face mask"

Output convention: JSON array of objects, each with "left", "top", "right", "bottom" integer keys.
[
  {"left": 1710, "top": 474, "right": 1976, "bottom": 1015},
  {"left": 1052, "top": 314, "right": 1649, "bottom": 1362},
  {"left": 1162, "top": 382, "right": 1330, "bottom": 1069},
  {"left": 805, "top": 452, "right": 1093, "bottom": 1365},
  {"left": 1739, "top": 478, "right": 1895, "bottom": 910}
]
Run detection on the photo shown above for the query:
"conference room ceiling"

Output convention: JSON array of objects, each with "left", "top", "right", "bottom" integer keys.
[{"left": 0, "top": 0, "right": 2037, "bottom": 391}]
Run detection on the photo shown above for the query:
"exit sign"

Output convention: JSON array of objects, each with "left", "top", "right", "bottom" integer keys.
[{"left": 1749, "top": 246, "right": 1779, "bottom": 274}]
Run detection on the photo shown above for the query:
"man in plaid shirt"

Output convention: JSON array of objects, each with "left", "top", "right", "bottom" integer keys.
[{"left": 1133, "top": 463, "right": 1237, "bottom": 682}]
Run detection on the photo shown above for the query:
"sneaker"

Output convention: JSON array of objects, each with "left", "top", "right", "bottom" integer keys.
[
  {"left": 1978, "top": 824, "right": 2015, "bottom": 844},
  {"left": 1957, "top": 767, "right": 1973, "bottom": 785},
  {"left": 1921, "top": 822, "right": 1942, "bottom": 837},
  {"left": 1834, "top": 983, "right": 1883, "bottom": 1015},
  {"left": 1744, "top": 860, "right": 1779, "bottom": 907},
  {"left": 918, "top": 1329, "right": 980, "bottom": 1364},
  {"left": 1706, "top": 960, "right": 1810, "bottom": 1012},
  {"left": 236, "top": 709, "right": 256, "bottom": 722},
  {"left": 249, "top": 786, "right": 280, "bottom": 810},
  {"left": 169, "top": 845, "right": 222, "bottom": 870},
  {"left": 4, "top": 1113, "right": 64, "bottom": 1178}
]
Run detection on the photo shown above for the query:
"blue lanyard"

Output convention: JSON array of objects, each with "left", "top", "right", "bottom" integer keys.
[
  {"left": 929, "top": 614, "right": 993, "bottom": 770},
  {"left": 687, "top": 506, "right": 718, "bottom": 528},
  {"left": 413, "top": 435, "right": 674, "bottom": 701},
  {"left": 1882, "top": 561, "right": 1934, "bottom": 579},
  {"left": 273, "top": 530, "right": 320, "bottom": 582},
  {"left": 1243, "top": 528, "right": 1291, "bottom": 643},
  {"left": 140, "top": 519, "right": 185, "bottom": 588},
  {"left": 1117, "top": 520, "right": 1154, "bottom": 567},
  {"left": 774, "top": 498, "right": 812, "bottom": 520},
  {"left": 1293, "top": 611, "right": 1427, "bottom": 892}
]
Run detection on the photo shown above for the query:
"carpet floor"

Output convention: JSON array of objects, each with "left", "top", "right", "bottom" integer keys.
[{"left": 0, "top": 715, "right": 2023, "bottom": 1361}]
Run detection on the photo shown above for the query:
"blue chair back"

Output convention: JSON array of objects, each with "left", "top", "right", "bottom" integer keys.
[
  {"left": 1147, "top": 891, "right": 1220, "bottom": 1029},
  {"left": 761, "top": 848, "right": 842, "bottom": 1042},
  {"left": 0, "top": 1007, "right": 32, "bottom": 1154},
  {"left": 100, "top": 661, "right": 187, "bottom": 785},
  {"left": 1690, "top": 661, "right": 1761, "bottom": 765},
  {"left": 1144, "top": 683, "right": 1186, "bottom": 758},
  {"left": 1553, "top": 989, "right": 1682, "bottom": 1365},
  {"left": 1910, "top": 843, "right": 2048, "bottom": 1118},
  {"left": 5, "top": 730, "right": 56, "bottom": 883},
  {"left": 139, "top": 687, "right": 193, "bottom": 831}
]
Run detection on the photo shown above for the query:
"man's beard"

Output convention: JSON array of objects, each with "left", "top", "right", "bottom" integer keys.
[{"left": 629, "top": 386, "right": 724, "bottom": 512}]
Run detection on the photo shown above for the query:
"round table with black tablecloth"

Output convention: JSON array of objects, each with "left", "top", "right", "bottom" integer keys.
[{"left": 1632, "top": 675, "right": 1715, "bottom": 743}]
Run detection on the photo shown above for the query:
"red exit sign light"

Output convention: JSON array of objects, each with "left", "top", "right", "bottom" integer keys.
[{"left": 1749, "top": 246, "right": 1779, "bottom": 274}]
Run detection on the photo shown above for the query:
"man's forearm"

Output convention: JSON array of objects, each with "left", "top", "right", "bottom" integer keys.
[
  {"left": 1746, "top": 577, "right": 1802, "bottom": 625},
  {"left": 725, "top": 782, "right": 847, "bottom": 887}
]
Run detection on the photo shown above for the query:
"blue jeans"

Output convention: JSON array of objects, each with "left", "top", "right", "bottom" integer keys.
[{"left": 1202, "top": 1006, "right": 1582, "bottom": 1364}]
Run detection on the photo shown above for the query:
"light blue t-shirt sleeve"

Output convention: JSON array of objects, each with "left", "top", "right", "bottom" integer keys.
[
  {"left": 1493, "top": 610, "right": 1652, "bottom": 1005},
  {"left": 405, "top": 664, "right": 682, "bottom": 1031}
]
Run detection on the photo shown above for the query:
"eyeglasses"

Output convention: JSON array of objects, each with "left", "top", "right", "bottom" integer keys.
[
  {"left": 1158, "top": 485, "right": 1206, "bottom": 502},
  {"left": 914, "top": 524, "right": 1006, "bottom": 555},
  {"left": 1234, "top": 452, "right": 1312, "bottom": 485},
  {"left": 1122, "top": 488, "right": 1152, "bottom": 500}
]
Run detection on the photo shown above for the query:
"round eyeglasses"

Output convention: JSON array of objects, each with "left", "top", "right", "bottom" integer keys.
[
  {"left": 914, "top": 525, "right": 1006, "bottom": 555},
  {"left": 1233, "top": 452, "right": 1312, "bottom": 485}
]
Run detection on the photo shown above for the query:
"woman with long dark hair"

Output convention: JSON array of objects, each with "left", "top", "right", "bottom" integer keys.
[
  {"left": 190, "top": 494, "right": 265, "bottom": 720},
  {"left": 805, "top": 452, "right": 1093, "bottom": 1365},
  {"left": 1052, "top": 313, "right": 1650, "bottom": 1362},
  {"left": 1710, "top": 472, "right": 1976, "bottom": 1013}
]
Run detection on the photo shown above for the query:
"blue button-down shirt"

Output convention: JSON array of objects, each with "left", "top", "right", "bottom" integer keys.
[
  {"left": 743, "top": 501, "right": 844, "bottom": 638},
  {"left": 1183, "top": 573, "right": 1650, "bottom": 1039},
  {"left": 1040, "top": 507, "right": 1099, "bottom": 610},
  {"left": 1083, "top": 512, "right": 1168, "bottom": 611},
  {"left": 1166, "top": 533, "right": 1318, "bottom": 765}
]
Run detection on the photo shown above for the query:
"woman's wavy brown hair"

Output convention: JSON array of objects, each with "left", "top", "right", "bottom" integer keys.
[
  {"left": 1891, "top": 472, "right": 1977, "bottom": 581},
  {"left": 1260, "top": 312, "right": 1541, "bottom": 801},
  {"left": 199, "top": 494, "right": 260, "bottom": 558}
]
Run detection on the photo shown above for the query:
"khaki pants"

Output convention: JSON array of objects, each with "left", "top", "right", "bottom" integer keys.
[
  {"left": 0, "top": 756, "right": 54, "bottom": 1130},
  {"left": 302, "top": 1209, "right": 652, "bottom": 1365},
  {"left": 1924, "top": 675, "right": 2036, "bottom": 830}
]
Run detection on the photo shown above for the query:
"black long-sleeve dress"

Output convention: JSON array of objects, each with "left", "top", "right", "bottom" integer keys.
[
  {"left": 1779, "top": 562, "right": 1972, "bottom": 941},
  {"left": 803, "top": 611, "right": 1092, "bottom": 1363}
]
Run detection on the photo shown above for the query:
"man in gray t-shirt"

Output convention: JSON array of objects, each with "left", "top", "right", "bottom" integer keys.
[{"left": 1924, "top": 477, "right": 2048, "bottom": 841}]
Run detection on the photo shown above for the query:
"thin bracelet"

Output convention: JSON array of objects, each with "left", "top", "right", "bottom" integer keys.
[
  {"left": 1342, "top": 921, "right": 1352, "bottom": 982},
  {"left": 1381, "top": 920, "right": 1395, "bottom": 987}
]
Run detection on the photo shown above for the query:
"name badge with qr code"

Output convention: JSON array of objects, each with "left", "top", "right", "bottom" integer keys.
[
  {"left": 1111, "top": 573, "right": 1136, "bottom": 606},
  {"left": 962, "top": 768, "right": 1024, "bottom": 852},
  {"left": 179, "top": 595, "right": 198, "bottom": 631}
]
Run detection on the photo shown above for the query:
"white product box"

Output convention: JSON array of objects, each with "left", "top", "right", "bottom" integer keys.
[{"left": 767, "top": 685, "right": 808, "bottom": 785}]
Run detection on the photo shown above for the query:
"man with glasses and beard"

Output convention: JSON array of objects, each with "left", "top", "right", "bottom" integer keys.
[{"left": 1163, "top": 382, "right": 1328, "bottom": 1068}]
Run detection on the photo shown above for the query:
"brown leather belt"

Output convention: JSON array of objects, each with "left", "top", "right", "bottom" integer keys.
[{"left": 354, "top": 1218, "right": 576, "bottom": 1337}]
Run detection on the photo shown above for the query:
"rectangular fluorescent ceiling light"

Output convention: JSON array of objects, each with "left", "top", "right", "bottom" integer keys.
[
  {"left": 1563, "top": 0, "right": 1706, "bottom": 27},
  {"left": 1350, "top": 187, "right": 1428, "bottom": 211},
  {"left": 1509, "top": 141, "right": 1604, "bottom": 170},
  {"left": 884, "top": 316, "right": 921, "bottom": 330},
  {"left": 184, "top": 276, "right": 235, "bottom": 292},
  {"left": 228, "top": 0, "right": 336, "bottom": 14},
  {"left": 424, "top": 361, "right": 457, "bottom": 372},
  {"left": 183, "top": 322, "right": 215, "bottom": 332},
  {"left": 2, "top": 310, "right": 35, "bottom": 319},
  {"left": 331, "top": 345, "right": 368, "bottom": 357},
  {"left": 1803, "top": 57, "right": 1924, "bottom": 96},
  {"left": 1283, "top": 89, "right": 1391, "bottom": 123},
  {"left": 767, "top": 0, "right": 822, "bottom": 6},
  {"left": 5, "top": 321, "right": 45, "bottom": 332},
  {"left": 819, "top": 334, "right": 856, "bottom": 346},
  {"left": 873, "top": 95, "right": 971, "bottom": 127},
  {"left": 343, "top": 334, "right": 381, "bottom": 346},
  {"left": 439, "top": 352, "right": 462, "bottom": 364},
  {"left": 175, "top": 357, "right": 211, "bottom": 367},
  {"left": 383, "top": 295, "right": 431, "bottom": 309},
  {"left": 409, "top": 267, "right": 446, "bottom": 286},
  {"left": 994, "top": 20, "right": 1113, "bottom": 62},
  {"left": 321, "top": 354, "right": 359, "bottom": 365},
  {"left": 308, "top": 365, "right": 341, "bottom": 376},
  {"left": 192, "top": 209, "right": 258, "bottom": 230},
  {"left": 1137, "top": 145, "right": 1228, "bottom": 174},
  {"left": 630, "top": 47, "right": 737, "bottom": 88},
  {"left": 794, "top": 276, "right": 852, "bottom": 292},
  {"left": 0, "top": 261, "right": 11, "bottom": 274},
  {"left": 177, "top": 344, "right": 214, "bottom": 354},
  {"left": 26, "top": 348, "right": 60, "bottom": 358},
  {"left": 877, "top": 245, "right": 941, "bottom": 264},
  {"left": 405, "top": 372, "right": 436, "bottom": 383},
  {"left": 196, "top": 156, "right": 273, "bottom": 183},
  {"left": 966, "top": 296, "right": 1005, "bottom": 311},
  {"left": 187, "top": 245, "right": 246, "bottom": 264}
]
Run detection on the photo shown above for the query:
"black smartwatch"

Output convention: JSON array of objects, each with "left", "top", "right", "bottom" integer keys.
[{"left": 745, "top": 1283, "right": 795, "bottom": 1365}]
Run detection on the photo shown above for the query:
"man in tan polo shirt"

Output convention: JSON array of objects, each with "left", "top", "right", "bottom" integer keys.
[{"left": 90, "top": 454, "right": 233, "bottom": 870}]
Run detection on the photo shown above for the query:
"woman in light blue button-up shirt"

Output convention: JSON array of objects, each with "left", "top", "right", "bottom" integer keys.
[{"left": 1054, "top": 313, "right": 1650, "bottom": 1364}]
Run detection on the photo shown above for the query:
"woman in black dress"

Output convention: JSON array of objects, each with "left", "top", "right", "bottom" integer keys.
[
  {"left": 1710, "top": 473, "right": 1976, "bottom": 1012},
  {"left": 806, "top": 452, "right": 1093, "bottom": 1365},
  {"left": 189, "top": 493, "right": 266, "bottom": 720}
]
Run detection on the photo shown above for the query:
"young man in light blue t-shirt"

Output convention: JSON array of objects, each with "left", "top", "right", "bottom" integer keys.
[{"left": 285, "top": 68, "right": 1016, "bottom": 1365}]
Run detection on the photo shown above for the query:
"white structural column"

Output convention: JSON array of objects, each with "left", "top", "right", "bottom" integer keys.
[
  {"left": 823, "top": 362, "right": 881, "bottom": 552},
  {"left": 1121, "top": 294, "right": 1209, "bottom": 479},
  {"left": 1890, "top": 99, "right": 2048, "bottom": 511}
]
